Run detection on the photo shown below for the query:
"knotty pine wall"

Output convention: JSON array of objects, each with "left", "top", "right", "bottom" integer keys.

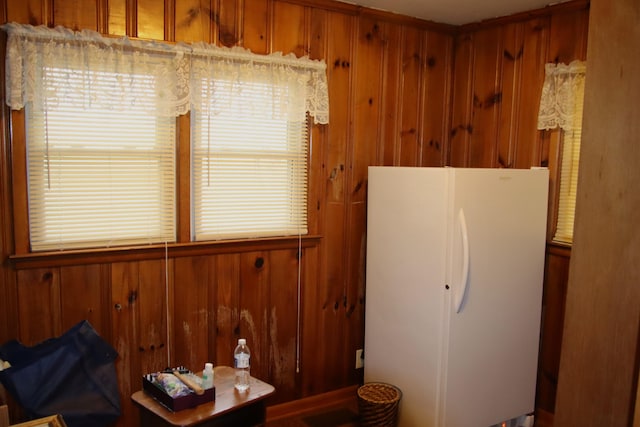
[{"left": 0, "top": 0, "right": 588, "bottom": 425}]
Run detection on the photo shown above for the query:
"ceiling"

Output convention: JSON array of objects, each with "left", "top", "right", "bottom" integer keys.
[{"left": 335, "top": 0, "right": 568, "bottom": 25}]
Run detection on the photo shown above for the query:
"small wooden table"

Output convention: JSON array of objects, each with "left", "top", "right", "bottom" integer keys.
[{"left": 131, "top": 366, "right": 275, "bottom": 427}]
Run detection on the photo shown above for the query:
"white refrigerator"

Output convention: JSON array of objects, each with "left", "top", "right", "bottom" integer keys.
[{"left": 364, "top": 166, "right": 549, "bottom": 427}]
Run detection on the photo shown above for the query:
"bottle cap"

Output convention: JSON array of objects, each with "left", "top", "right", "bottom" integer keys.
[
  {"left": 205, "top": 362, "right": 213, "bottom": 370},
  {"left": 238, "top": 338, "right": 246, "bottom": 345}
]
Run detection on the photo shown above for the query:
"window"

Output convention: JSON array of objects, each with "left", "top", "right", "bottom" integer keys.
[
  {"left": 555, "top": 121, "right": 582, "bottom": 244},
  {"left": 3, "top": 23, "right": 329, "bottom": 253},
  {"left": 25, "top": 67, "right": 176, "bottom": 251},
  {"left": 537, "top": 60, "right": 586, "bottom": 245},
  {"left": 191, "top": 76, "right": 308, "bottom": 241}
]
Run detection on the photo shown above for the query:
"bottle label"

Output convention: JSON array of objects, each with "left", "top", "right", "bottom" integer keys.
[{"left": 235, "top": 353, "right": 249, "bottom": 368}]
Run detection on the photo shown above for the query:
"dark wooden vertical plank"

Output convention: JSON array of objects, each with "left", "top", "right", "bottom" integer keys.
[
  {"left": 301, "top": 8, "right": 327, "bottom": 397},
  {"left": 514, "top": 17, "right": 549, "bottom": 169},
  {"left": 468, "top": 26, "right": 502, "bottom": 168},
  {"left": 165, "top": 0, "right": 175, "bottom": 41},
  {"left": 496, "top": 22, "right": 521, "bottom": 169},
  {"left": 213, "top": 253, "right": 240, "bottom": 367},
  {"left": 53, "top": 0, "right": 98, "bottom": 30},
  {"left": 398, "top": 26, "right": 423, "bottom": 167},
  {"left": 175, "top": 0, "right": 214, "bottom": 43},
  {"left": 242, "top": 0, "right": 269, "bottom": 53},
  {"left": 137, "top": 259, "right": 170, "bottom": 374},
  {"left": 449, "top": 32, "right": 473, "bottom": 167},
  {"left": 16, "top": 268, "right": 61, "bottom": 344},
  {"left": 6, "top": 0, "right": 45, "bottom": 24},
  {"left": 137, "top": 0, "right": 164, "bottom": 39},
  {"left": 0, "top": 15, "right": 18, "bottom": 349},
  {"left": 218, "top": 0, "right": 239, "bottom": 46},
  {"left": 421, "top": 29, "right": 453, "bottom": 167},
  {"left": 352, "top": 16, "right": 383, "bottom": 184},
  {"left": 267, "top": 248, "right": 300, "bottom": 403},
  {"left": 173, "top": 256, "right": 210, "bottom": 371},
  {"left": 238, "top": 251, "right": 269, "bottom": 381},
  {"left": 346, "top": 15, "right": 384, "bottom": 384},
  {"left": 307, "top": 7, "right": 328, "bottom": 237},
  {"left": 537, "top": 248, "right": 570, "bottom": 413},
  {"left": 271, "top": 0, "right": 306, "bottom": 56},
  {"left": 318, "top": 9, "right": 353, "bottom": 392},
  {"left": 111, "top": 261, "right": 140, "bottom": 427},
  {"left": 176, "top": 114, "right": 191, "bottom": 243},
  {"left": 59, "top": 264, "right": 110, "bottom": 337},
  {"left": 379, "top": 21, "right": 402, "bottom": 166},
  {"left": 300, "top": 245, "right": 320, "bottom": 396},
  {"left": 108, "top": 0, "right": 126, "bottom": 35},
  {"left": 547, "top": 7, "right": 589, "bottom": 64},
  {"left": 9, "top": 111, "right": 28, "bottom": 255}
]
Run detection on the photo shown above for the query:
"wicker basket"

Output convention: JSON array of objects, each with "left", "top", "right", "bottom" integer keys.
[{"left": 357, "top": 382, "right": 402, "bottom": 427}]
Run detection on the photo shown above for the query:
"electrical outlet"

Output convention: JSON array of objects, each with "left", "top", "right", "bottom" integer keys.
[{"left": 355, "top": 349, "right": 364, "bottom": 369}]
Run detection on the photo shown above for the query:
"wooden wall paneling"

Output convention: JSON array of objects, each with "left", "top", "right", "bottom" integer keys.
[
  {"left": 271, "top": 1, "right": 307, "bottom": 56},
  {"left": 300, "top": 245, "right": 320, "bottom": 396},
  {"left": 352, "top": 16, "right": 384, "bottom": 173},
  {"left": 266, "top": 248, "right": 302, "bottom": 403},
  {"left": 318, "top": 9, "right": 353, "bottom": 392},
  {"left": 495, "top": 22, "right": 522, "bottom": 169},
  {"left": 449, "top": 32, "right": 473, "bottom": 167},
  {"left": 9, "top": 111, "right": 28, "bottom": 255},
  {"left": 16, "top": 268, "right": 61, "bottom": 344},
  {"left": 420, "top": 29, "right": 452, "bottom": 167},
  {"left": 111, "top": 261, "right": 141, "bottom": 427},
  {"left": 172, "top": 256, "right": 211, "bottom": 371},
  {"left": 397, "top": 26, "right": 423, "bottom": 167},
  {"left": 512, "top": 17, "right": 549, "bottom": 169},
  {"left": 174, "top": 0, "right": 214, "bottom": 43},
  {"left": 344, "top": 15, "right": 385, "bottom": 385},
  {"left": 218, "top": 0, "right": 239, "bottom": 46},
  {"left": 59, "top": 264, "right": 111, "bottom": 339},
  {"left": 546, "top": 7, "right": 589, "bottom": 64},
  {"left": 176, "top": 114, "right": 191, "bottom": 242},
  {"left": 536, "top": 247, "right": 570, "bottom": 413},
  {"left": 238, "top": 251, "right": 269, "bottom": 381},
  {"left": 468, "top": 26, "right": 502, "bottom": 168},
  {"left": 52, "top": 0, "right": 98, "bottom": 31},
  {"left": 5, "top": 0, "right": 46, "bottom": 25},
  {"left": 107, "top": 0, "right": 126, "bottom": 35},
  {"left": 378, "top": 21, "right": 402, "bottom": 166},
  {"left": 300, "top": 8, "right": 327, "bottom": 397},
  {"left": 137, "top": 259, "right": 171, "bottom": 374},
  {"left": 0, "top": 23, "right": 16, "bottom": 348},
  {"left": 306, "top": 7, "right": 328, "bottom": 236},
  {"left": 242, "top": 0, "right": 269, "bottom": 54},
  {"left": 137, "top": 0, "right": 165, "bottom": 39},
  {"left": 212, "top": 253, "right": 240, "bottom": 368}
]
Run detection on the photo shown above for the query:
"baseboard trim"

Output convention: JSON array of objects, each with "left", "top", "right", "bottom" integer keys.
[{"left": 266, "top": 385, "right": 360, "bottom": 422}]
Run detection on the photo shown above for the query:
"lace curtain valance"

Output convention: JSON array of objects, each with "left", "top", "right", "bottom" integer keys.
[
  {"left": 537, "top": 60, "right": 586, "bottom": 131},
  {"left": 1, "top": 22, "right": 329, "bottom": 124}
]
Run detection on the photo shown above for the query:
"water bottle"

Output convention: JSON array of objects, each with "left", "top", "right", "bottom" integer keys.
[
  {"left": 202, "top": 362, "right": 214, "bottom": 389},
  {"left": 234, "top": 338, "right": 251, "bottom": 391}
]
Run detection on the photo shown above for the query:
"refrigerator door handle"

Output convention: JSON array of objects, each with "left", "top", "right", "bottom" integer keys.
[{"left": 455, "top": 208, "right": 470, "bottom": 313}]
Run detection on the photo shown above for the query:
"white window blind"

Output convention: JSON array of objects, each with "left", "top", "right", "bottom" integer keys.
[
  {"left": 554, "top": 89, "right": 584, "bottom": 244},
  {"left": 191, "top": 77, "right": 309, "bottom": 240},
  {"left": 26, "top": 68, "right": 177, "bottom": 251}
]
